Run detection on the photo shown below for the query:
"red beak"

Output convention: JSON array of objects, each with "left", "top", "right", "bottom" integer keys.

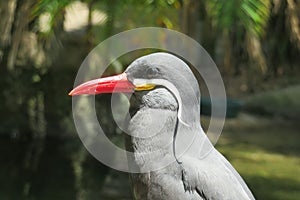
[{"left": 69, "top": 72, "right": 135, "bottom": 96}]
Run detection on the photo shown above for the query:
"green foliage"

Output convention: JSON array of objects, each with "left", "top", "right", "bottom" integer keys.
[
  {"left": 89, "top": 0, "right": 179, "bottom": 42},
  {"left": 32, "top": 0, "right": 73, "bottom": 35},
  {"left": 207, "top": 0, "right": 270, "bottom": 37},
  {"left": 145, "top": 0, "right": 178, "bottom": 8},
  {"left": 35, "top": 0, "right": 179, "bottom": 36},
  {"left": 0, "top": 1, "right": 299, "bottom": 199}
]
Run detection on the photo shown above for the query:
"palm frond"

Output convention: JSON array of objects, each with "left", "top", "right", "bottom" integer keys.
[
  {"left": 207, "top": 0, "right": 270, "bottom": 37},
  {"left": 32, "top": 0, "right": 73, "bottom": 35}
]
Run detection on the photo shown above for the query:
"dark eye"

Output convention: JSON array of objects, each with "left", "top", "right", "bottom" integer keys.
[{"left": 146, "top": 67, "right": 159, "bottom": 78}]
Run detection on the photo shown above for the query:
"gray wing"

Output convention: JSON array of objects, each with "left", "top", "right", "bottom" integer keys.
[
  {"left": 216, "top": 151, "right": 255, "bottom": 200},
  {"left": 181, "top": 149, "right": 255, "bottom": 200}
]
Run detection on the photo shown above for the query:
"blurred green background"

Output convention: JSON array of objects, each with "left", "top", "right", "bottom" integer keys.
[{"left": 0, "top": 0, "right": 299, "bottom": 199}]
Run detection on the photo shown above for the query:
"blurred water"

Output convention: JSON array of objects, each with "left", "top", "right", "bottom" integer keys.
[{"left": 0, "top": 135, "right": 132, "bottom": 200}]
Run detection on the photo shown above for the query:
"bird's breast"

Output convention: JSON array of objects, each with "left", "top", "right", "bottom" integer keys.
[{"left": 127, "top": 107, "right": 177, "bottom": 168}]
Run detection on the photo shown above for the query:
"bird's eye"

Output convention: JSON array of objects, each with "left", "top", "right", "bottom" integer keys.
[{"left": 146, "top": 67, "right": 159, "bottom": 78}]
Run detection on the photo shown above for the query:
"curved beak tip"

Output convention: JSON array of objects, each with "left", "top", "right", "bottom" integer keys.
[
  {"left": 68, "top": 90, "right": 75, "bottom": 96},
  {"left": 68, "top": 88, "right": 84, "bottom": 96}
]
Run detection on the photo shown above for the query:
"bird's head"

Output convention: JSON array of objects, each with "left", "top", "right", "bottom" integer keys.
[{"left": 69, "top": 52, "right": 201, "bottom": 125}]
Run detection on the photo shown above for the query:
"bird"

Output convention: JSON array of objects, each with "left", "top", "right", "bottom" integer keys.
[{"left": 69, "top": 52, "right": 255, "bottom": 200}]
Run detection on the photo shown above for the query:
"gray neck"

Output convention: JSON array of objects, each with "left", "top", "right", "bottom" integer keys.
[{"left": 126, "top": 88, "right": 203, "bottom": 170}]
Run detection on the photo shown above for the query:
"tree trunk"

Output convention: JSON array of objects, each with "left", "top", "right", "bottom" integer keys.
[
  {"left": 0, "top": 0, "right": 17, "bottom": 64},
  {"left": 7, "top": 0, "right": 35, "bottom": 71}
]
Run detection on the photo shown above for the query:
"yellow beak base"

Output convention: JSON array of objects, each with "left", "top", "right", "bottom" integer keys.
[{"left": 134, "top": 84, "right": 156, "bottom": 91}]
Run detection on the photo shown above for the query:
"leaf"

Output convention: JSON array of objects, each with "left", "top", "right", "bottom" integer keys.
[{"left": 206, "top": 0, "right": 270, "bottom": 37}]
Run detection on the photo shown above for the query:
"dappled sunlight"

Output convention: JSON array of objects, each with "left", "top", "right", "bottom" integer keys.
[
  {"left": 0, "top": 0, "right": 299, "bottom": 199},
  {"left": 64, "top": 1, "right": 107, "bottom": 32}
]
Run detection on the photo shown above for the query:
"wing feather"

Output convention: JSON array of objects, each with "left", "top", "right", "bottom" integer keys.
[{"left": 181, "top": 149, "right": 254, "bottom": 200}]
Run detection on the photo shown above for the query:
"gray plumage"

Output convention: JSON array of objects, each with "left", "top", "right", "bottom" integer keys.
[{"left": 125, "top": 53, "right": 255, "bottom": 200}]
